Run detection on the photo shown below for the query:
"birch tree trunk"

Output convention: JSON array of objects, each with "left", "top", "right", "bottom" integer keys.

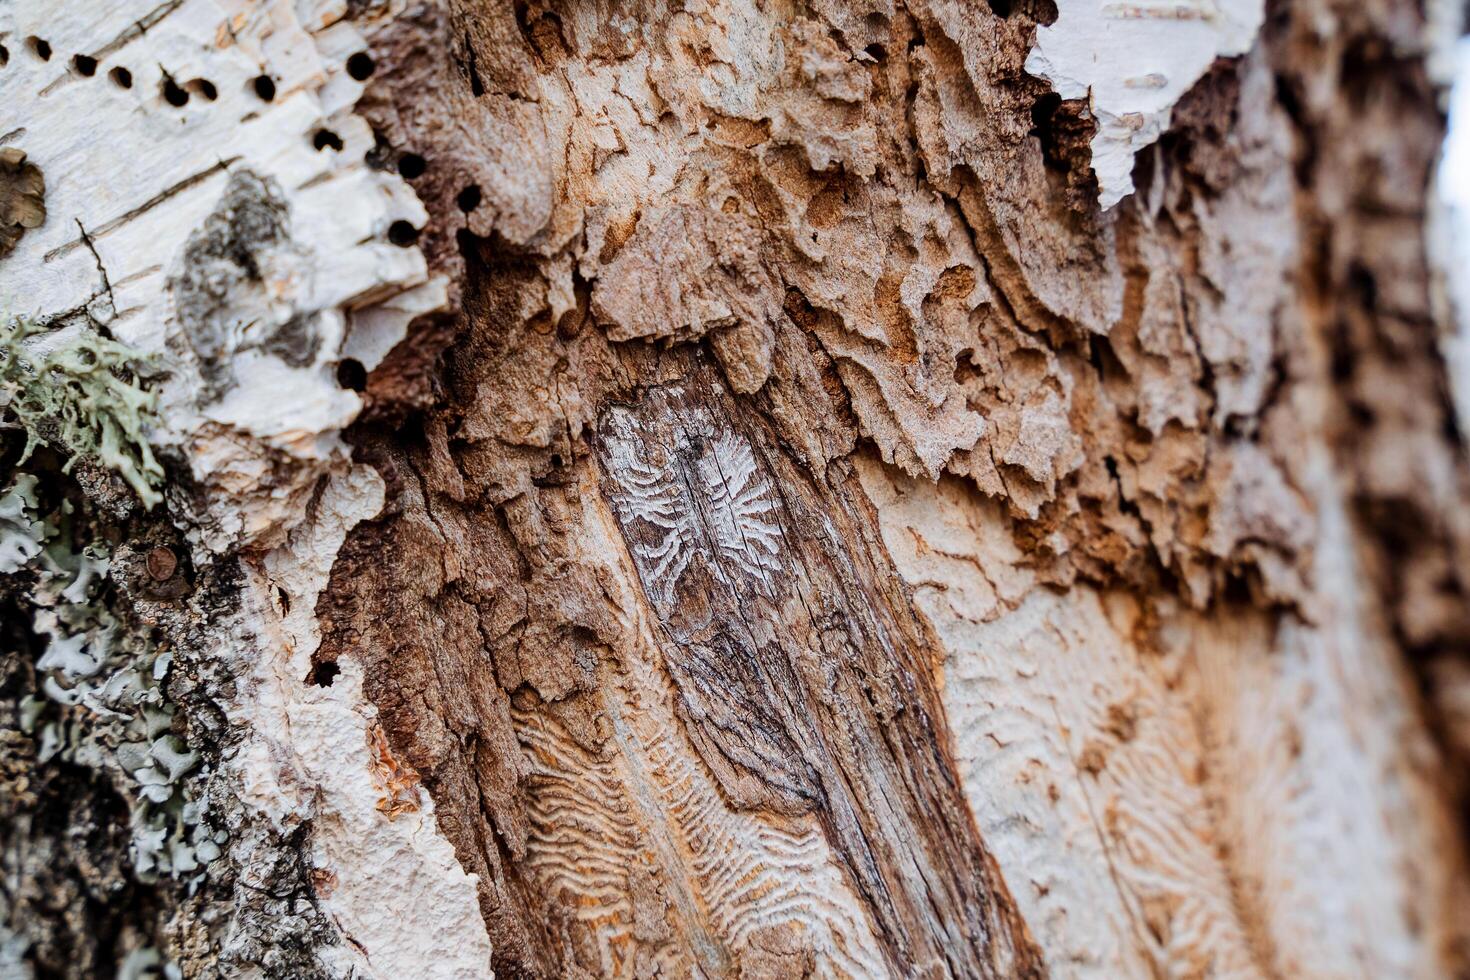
[{"left": 3, "top": 0, "right": 1470, "bottom": 977}]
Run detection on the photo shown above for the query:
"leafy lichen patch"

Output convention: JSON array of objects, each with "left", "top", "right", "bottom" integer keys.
[
  {"left": 0, "top": 318, "right": 164, "bottom": 508},
  {"left": 4, "top": 479, "right": 216, "bottom": 884}
]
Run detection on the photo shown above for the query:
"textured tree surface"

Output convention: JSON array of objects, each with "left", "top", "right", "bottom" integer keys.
[{"left": 4, "top": 0, "right": 1470, "bottom": 978}]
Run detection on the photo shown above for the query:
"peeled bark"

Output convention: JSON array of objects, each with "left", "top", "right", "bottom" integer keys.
[{"left": 3, "top": 0, "right": 1470, "bottom": 977}]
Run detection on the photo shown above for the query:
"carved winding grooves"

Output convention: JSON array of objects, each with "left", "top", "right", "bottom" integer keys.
[{"left": 596, "top": 378, "right": 1045, "bottom": 977}]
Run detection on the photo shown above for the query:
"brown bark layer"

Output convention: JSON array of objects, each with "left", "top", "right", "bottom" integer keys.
[{"left": 305, "top": 0, "right": 1470, "bottom": 976}]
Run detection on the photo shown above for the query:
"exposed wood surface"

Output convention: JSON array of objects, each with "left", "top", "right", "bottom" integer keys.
[{"left": 3, "top": 0, "right": 1470, "bottom": 977}]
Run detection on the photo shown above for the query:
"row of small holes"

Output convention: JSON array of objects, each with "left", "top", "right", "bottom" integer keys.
[
  {"left": 0, "top": 34, "right": 210, "bottom": 102},
  {"left": 332, "top": 54, "right": 413, "bottom": 391},
  {"left": 380, "top": 183, "right": 483, "bottom": 249},
  {"left": 0, "top": 38, "right": 371, "bottom": 110},
  {"left": 388, "top": 153, "right": 483, "bottom": 212},
  {"left": 7, "top": 37, "right": 425, "bottom": 250},
  {"left": 2, "top": 35, "right": 127, "bottom": 93},
  {"left": 161, "top": 76, "right": 218, "bottom": 106}
]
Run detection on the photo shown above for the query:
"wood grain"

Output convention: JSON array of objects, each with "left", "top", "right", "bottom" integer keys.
[{"left": 596, "top": 374, "right": 1045, "bottom": 977}]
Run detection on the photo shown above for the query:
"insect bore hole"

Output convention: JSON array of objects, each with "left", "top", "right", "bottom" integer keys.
[
  {"left": 397, "top": 152, "right": 426, "bottom": 179},
  {"left": 313, "top": 129, "right": 344, "bottom": 151},
  {"left": 72, "top": 54, "right": 97, "bottom": 76},
  {"left": 252, "top": 73, "right": 276, "bottom": 101},
  {"left": 346, "top": 51, "right": 375, "bottom": 80},
  {"left": 388, "top": 220, "right": 420, "bottom": 247},
  {"left": 456, "top": 184, "right": 482, "bottom": 212},
  {"left": 162, "top": 77, "right": 189, "bottom": 106},
  {"left": 110, "top": 66, "right": 132, "bottom": 88},
  {"left": 310, "top": 660, "right": 341, "bottom": 688},
  {"left": 336, "top": 358, "right": 367, "bottom": 391},
  {"left": 27, "top": 37, "right": 52, "bottom": 61},
  {"left": 187, "top": 78, "right": 217, "bottom": 101}
]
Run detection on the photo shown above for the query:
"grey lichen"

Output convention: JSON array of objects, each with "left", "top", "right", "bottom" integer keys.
[
  {"left": 0, "top": 476, "right": 45, "bottom": 574},
  {"left": 2, "top": 475, "right": 196, "bottom": 976},
  {"left": 168, "top": 169, "right": 318, "bottom": 396},
  {"left": 0, "top": 317, "right": 165, "bottom": 508},
  {"left": 3, "top": 467, "right": 345, "bottom": 977},
  {"left": 118, "top": 945, "right": 182, "bottom": 980},
  {"left": 4, "top": 480, "right": 218, "bottom": 883}
]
